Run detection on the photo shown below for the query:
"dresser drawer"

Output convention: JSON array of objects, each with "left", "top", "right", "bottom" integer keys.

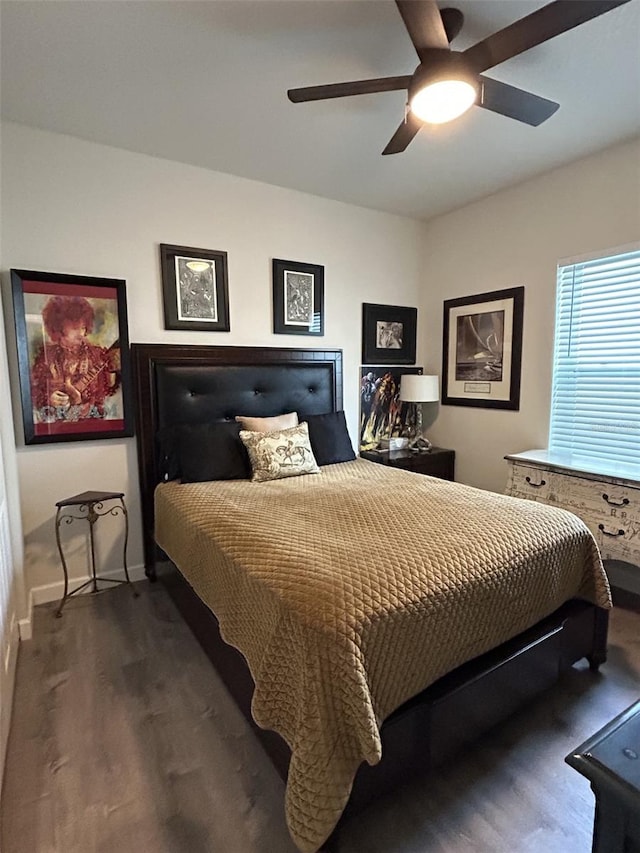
[
  {"left": 552, "top": 475, "right": 640, "bottom": 523},
  {"left": 507, "top": 464, "right": 555, "bottom": 501},
  {"left": 505, "top": 453, "right": 640, "bottom": 571},
  {"left": 596, "top": 518, "right": 640, "bottom": 564}
]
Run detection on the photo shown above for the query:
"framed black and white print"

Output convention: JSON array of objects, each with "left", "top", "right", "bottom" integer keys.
[
  {"left": 442, "top": 286, "right": 524, "bottom": 410},
  {"left": 160, "top": 243, "right": 230, "bottom": 332},
  {"left": 362, "top": 303, "right": 417, "bottom": 365},
  {"left": 272, "top": 258, "right": 324, "bottom": 336}
]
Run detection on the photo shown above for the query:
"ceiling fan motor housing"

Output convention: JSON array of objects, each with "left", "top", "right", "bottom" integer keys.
[{"left": 409, "top": 50, "right": 479, "bottom": 101}]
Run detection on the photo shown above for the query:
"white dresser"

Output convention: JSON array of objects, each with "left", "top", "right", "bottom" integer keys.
[{"left": 505, "top": 450, "right": 640, "bottom": 579}]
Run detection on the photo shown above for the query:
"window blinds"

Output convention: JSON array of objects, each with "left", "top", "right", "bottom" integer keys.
[{"left": 549, "top": 247, "right": 640, "bottom": 466}]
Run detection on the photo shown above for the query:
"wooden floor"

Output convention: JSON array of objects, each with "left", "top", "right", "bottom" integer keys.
[{"left": 2, "top": 583, "right": 639, "bottom": 853}]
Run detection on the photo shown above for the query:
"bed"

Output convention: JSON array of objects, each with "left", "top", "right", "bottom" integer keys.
[{"left": 131, "top": 342, "right": 611, "bottom": 853}]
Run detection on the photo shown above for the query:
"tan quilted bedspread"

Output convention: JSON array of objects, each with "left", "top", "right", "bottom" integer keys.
[{"left": 154, "top": 458, "right": 611, "bottom": 852}]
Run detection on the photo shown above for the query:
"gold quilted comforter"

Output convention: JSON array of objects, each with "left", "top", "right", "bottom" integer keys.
[{"left": 154, "top": 458, "right": 610, "bottom": 852}]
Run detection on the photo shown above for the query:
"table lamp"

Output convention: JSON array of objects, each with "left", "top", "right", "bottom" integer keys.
[{"left": 399, "top": 374, "right": 439, "bottom": 451}]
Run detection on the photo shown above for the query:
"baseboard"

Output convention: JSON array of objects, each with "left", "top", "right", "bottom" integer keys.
[
  {"left": 0, "top": 610, "right": 20, "bottom": 800},
  {"left": 18, "top": 590, "right": 33, "bottom": 641},
  {"left": 18, "top": 563, "right": 146, "bottom": 640}
]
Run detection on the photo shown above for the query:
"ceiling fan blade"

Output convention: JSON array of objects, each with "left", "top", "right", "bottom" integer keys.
[
  {"left": 382, "top": 113, "right": 423, "bottom": 155},
  {"left": 464, "top": 0, "right": 631, "bottom": 74},
  {"left": 395, "top": 0, "right": 449, "bottom": 61},
  {"left": 479, "top": 76, "right": 559, "bottom": 126},
  {"left": 288, "top": 75, "right": 411, "bottom": 103}
]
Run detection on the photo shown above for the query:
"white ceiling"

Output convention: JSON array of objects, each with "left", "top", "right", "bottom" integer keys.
[{"left": 2, "top": 0, "right": 639, "bottom": 221}]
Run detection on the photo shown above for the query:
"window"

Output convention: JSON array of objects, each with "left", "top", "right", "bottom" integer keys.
[{"left": 549, "top": 246, "right": 640, "bottom": 466}]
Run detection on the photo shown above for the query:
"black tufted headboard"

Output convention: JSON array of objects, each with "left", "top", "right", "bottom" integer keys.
[{"left": 131, "top": 343, "right": 344, "bottom": 574}]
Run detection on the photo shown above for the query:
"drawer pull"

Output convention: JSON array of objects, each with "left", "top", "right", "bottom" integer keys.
[
  {"left": 602, "top": 493, "right": 629, "bottom": 507},
  {"left": 525, "top": 476, "right": 546, "bottom": 488},
  {"left": 598, "top": 524, "right": 625, "bottom": 537}
]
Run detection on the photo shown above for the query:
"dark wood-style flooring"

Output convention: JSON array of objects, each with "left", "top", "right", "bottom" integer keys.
[{"left": 2, "top": 582, "right": 639, "bottom": 853}]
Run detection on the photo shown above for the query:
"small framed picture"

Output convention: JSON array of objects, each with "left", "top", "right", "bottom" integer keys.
[
  {"left": 362, "top": 303, "right": 417, "bottom": 365},
  {"left": 11, "top": 268, "right": 133, "bottom": 444},
  {"left": 160, "top": 243, "right": 230, "bottom": 332},
  {"left": 442, "top": 286, "right": 524, "bottom": 410},
  {"left": 272, "top": 258, "right": 324, "bottom": 336}
]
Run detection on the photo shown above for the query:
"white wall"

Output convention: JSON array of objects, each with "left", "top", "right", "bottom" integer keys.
[
  {"left": 422, "top": 138, "right": 640, "bottom": 495},
  {"left": 3, "top": 122, "right": 639, "bottom": 613},
  {"left": 0, "top": 122, "right": 425, "bottom": 602},
  {"left": 0, "top": 263, "right": 27, "bottom": 797}
]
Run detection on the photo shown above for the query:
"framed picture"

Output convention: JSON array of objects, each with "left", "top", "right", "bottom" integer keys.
[
  {"left": 362, "top": 303, "right": 417, "bottom": 365},
  {"left": 160, "top": 243, "right": 230, "bottom": 332},
  {"left": 442, "top": 286, "right": 524, "bottom": 410},
  {"left": 272, "top": 258, "right": 324, "bottom": 336},
  {"left": 11, "top": 268, "right": 133, "bottom": 444},
  {"left": 360, "top": 365, "right": 422, "bottom": 451}
]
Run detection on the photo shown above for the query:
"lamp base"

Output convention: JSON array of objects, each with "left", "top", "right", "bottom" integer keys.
[
  {"left": 409, "top": 436, "right": 432, "bottom": 453},
  {"left": 379, "top": 436, "right": 410, "bottom": 451}
]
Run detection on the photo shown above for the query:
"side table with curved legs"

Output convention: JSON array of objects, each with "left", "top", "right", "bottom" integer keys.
[{"left": 55, "top": 490, "right": 138, "bottom": 617}]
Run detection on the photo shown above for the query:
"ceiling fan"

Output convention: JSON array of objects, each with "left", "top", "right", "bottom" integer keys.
[{"left": 287, "top": 0, "right": 630, "bottom": 155}]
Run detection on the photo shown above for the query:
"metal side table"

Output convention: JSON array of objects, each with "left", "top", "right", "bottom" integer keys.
[{"left": 55, "top": 490, "right": 138, "bottom": 617}]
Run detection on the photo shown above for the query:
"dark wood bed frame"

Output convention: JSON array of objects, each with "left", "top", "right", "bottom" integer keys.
[{"left": 131, "top": 342, "right": 609, "bottom": 844}]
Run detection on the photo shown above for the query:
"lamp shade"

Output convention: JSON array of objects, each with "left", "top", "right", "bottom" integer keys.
[{"left": 399, "top": 374, "right": 439, "bottom": 403}]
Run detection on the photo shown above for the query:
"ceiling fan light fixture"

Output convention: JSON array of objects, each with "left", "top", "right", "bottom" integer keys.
[
  {"left": 410, "top": 79, "right": 477, "bottom": 124},
  {"left": 409, "top": 52, "right": 478, "bottom": 125}
]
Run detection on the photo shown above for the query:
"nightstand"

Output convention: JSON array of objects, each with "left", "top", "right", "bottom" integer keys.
[
  {"left": 566, "top": 700, "right": 640, "bottom": 852},
  {"left": 361, "top": 447, "right": 455, "bottom": 481}
]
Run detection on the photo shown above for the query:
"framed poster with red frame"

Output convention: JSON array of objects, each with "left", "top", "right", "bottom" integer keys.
[{"left": 11, "top": 269, "right": 134, "bottom": 444}]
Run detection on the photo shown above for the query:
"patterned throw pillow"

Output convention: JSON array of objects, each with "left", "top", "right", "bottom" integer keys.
[{"left": 239, "top": 422, "right": 320, "bottom": 482}]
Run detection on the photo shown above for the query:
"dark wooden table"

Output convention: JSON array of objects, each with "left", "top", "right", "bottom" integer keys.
[
  {"left": 360, "top": 446, "right": 455, "bottom": 481},
  {"left": 566, "top": 700, "right": 640, "bottom": 852}
]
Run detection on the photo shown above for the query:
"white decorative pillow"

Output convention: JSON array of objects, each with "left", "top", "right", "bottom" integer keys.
[
  {"left": 239, "top": 422, "right": 320, "bottom": 482},
  {"left": 235, "top": 411, "right": 298, "bottom": 433}
]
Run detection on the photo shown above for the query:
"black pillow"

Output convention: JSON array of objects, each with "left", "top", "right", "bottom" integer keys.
[
  {"left": 177, "top": 422, "right": 251, "bottom": 483},
  {"left": 302, "top": 411, "right": 356, "bottom": 466}
]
